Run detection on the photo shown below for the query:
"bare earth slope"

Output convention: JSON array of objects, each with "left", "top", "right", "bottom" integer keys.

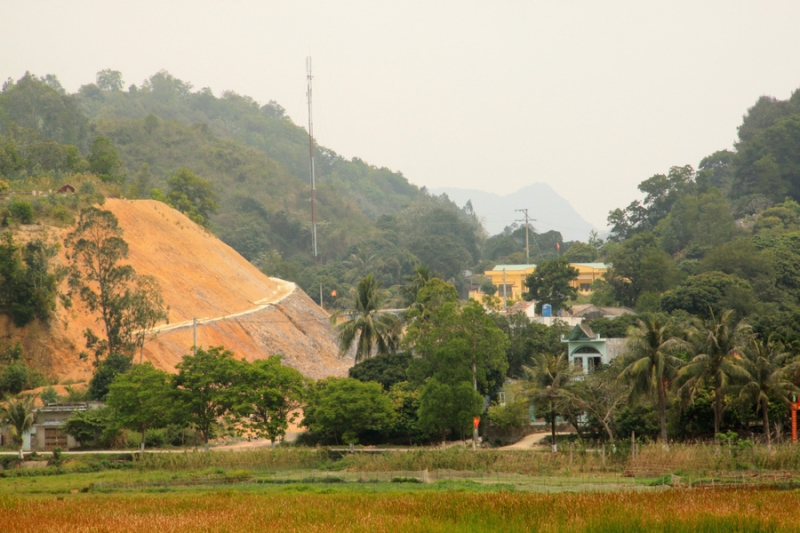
[{"left": 4, "top": 199, "right": 352, "bottom": 381}]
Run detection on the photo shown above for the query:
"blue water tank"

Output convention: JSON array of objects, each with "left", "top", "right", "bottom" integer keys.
[{"left": 542, "top": 304, "right": 552, "bottom": 317}]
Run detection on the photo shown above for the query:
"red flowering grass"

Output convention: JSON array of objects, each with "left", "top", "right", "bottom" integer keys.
[{"left": 0, "top": 488, "right": 793, "bottom": 532}]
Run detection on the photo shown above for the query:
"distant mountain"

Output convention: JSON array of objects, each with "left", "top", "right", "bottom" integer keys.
[{"left": 430, "top": 184, "right": 595, "bottom": 242}]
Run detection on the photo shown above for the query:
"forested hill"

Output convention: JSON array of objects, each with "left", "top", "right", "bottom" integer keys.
[
  {"left": 76, "top": 71, "right": 419, "bottom": 221},
  {"left": 0, "top": 71, "right": 495, "bottom": 301},
  {"left": 590, "top": 86, "right": 800, "bottom": 339}
]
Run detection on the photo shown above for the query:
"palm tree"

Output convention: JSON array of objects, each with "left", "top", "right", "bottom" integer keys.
[
  {"left": 524, "top": 351, "right": 576, "bottom": 452},
  {"left": 0, "top": 395, "right": 37, "bottom": 459},
  {"left": 619, "top": 317, "right": 687, "bottom": 444},
  {"left": 332, "top": 274, "right": 397, "bottom": 363},
  {"left": 343, "top": 248, "right": 378, "bottom": 283},
  {"left": 679, "top": 309, "right": 752, "bottom": 436},
  {"left": 401, "top": 265, "right": 433, "bottom": 307},
  {"left": 737, "top": 337, "right": 798, "bottom": 448}
]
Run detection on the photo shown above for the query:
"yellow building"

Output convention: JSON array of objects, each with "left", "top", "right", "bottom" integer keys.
[{"left": 473, "top": 263, "right": 608, "bottom": 301}]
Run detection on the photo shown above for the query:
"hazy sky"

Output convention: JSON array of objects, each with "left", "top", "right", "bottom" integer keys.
[{"left": 3, "top": 1, "right": 800, "bottom": 231}]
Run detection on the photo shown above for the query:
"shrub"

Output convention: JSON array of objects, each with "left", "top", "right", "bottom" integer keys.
[{"left": 8, "top": 199, "right": 34, "bottom": 224}]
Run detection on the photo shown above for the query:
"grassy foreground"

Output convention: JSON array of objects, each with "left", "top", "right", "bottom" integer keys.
[{"left": 0, "top": 488, "right": 795, "bottom": 532}]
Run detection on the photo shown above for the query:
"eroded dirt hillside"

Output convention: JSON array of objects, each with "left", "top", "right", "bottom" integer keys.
[{"left": 3, "top": 199, "right": 352, "bottom": 381}]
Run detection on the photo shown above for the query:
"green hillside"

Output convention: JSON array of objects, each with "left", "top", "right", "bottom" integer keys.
[{"left": 0, "top": 71, "right": 488, "bottom": 302}]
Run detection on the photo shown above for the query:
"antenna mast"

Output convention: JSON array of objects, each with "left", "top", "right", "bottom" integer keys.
[{"left": 306, "top": 57, "right": 318, "bottom": 264}]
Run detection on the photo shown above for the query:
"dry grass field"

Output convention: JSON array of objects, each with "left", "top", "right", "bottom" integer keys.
[{"left": 0, "top": 488, "right": 795, "bottom": 533}]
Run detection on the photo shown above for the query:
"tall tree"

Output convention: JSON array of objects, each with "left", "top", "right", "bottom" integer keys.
[
  {"left": 232, "top": 356, "right": 307, "bottom": 445},
  {"left": 680, "top": 310, "right": 752, "bottom": 435},
  {"left": 524, "top": 351, "right": 576, "bottom": 452},
  {"left": 0, "top": 394, "right": 37, "bottom": 459},
  {"left": 106, "top": 362, "right": 174, "bottom": 452},
  {"left": 620, "top": 317, "right": 687, "bottom": 444},
  {"left": 167, "top": 168, "right": 218, "bottom": 227},
  {"left": 173, "top": 346, "right": 240, "bottom": 449},
  {"left": 302, "top": 377, "right": 394, "bottom": 445},
  {"left": 66, "top": 207, "right": 167, "bottom": 362},
  {"left": 524, "top": 258, "right": 578, "bottom": 313},
  {"left": 736, "top": 337, "right": 798, "bottom": 447},
  {"left": 332, "top": 274, "right": 397, "bottom": 362}
]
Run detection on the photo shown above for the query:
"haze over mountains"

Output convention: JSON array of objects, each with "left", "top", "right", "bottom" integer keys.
[{"left": 431, "top": 184, "right": 596, "bottom": 242}]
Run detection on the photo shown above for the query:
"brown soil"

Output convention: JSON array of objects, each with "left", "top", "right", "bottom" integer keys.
[{"left": 1, "top": 199, "right": 352, "bottom": 382}]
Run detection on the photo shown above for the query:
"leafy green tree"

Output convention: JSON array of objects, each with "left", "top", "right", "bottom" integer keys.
[
  {"left": 88, "top": 352, "right": 132, "bottom": 400},
  {"left": 302, "top": 377, "right": 394, "bottom": 444},
  {"left": 66, "top": 208, "right": 167, "bottom": 364},
  {"left": 417, "top": 378, "right": 482, "bottom": 444},
  {"left": 167, "top": 168, "right": 218, "bottom": 227},
  {"left": 132, "top": 163, "right": 154, "bottom": 198},
  {"left": 0, "top": 73, "right": 87, "bottom": 146},
  {"left": 64, "top": 406, "right": 117, "bottom": 448},
  {"left": 401, "top": 265, "right": 434, "bottom": 306},
  {"left": 387, "top": 381, "right": 425, "bottom": 444},
  {"left": 9, "top": 200, "right": 34, "bottom": 224},
  {"left": 735, "top": 338, "right": 798, "bottom": 447},
  {"left": 332, "top": 274, "right": 397, "bottom": 362},
  {"left": 407, "top": 277, "right": 458, "bottom": 323},
  {"left": 348, "top": 352, "right": 412, "bottom": 390},
  {"left": 232, "top": 356, "right": 307, "bottom": 445},
  {"left": 128, "top": 275, "right": 169, "bottom": 364},
  {"left": 407, "top": 300, "right": 509, "bottom": 396},
  {"left": 0, "top": 361, "right": 47, "bottom": 395},
  {"left": 88, "top": 136, "right": 123, "bottom": 183},
  {"left": 523, "top": 258, "right": 578, "bottom": 313},
  {"left": 660, "top": 271, "right": 756, "bottom": 318},
  {"left": 605, "top": 233, "right": 679, "bottom": 307},
  {"left": 106, "top": 362, "right": 175, "bottom": 451},
  {"left": 0, "top": 394, "right": 37, "bottom": 458},
  {"left": 679, "top": 310, "right": 752, "bottom": 435},
  {"left": 40, "top": 386, "right": 59, "bottom": 404},
  {"left": 173, "top": 346, "right": 240, "bottom": 448},
  {"left": 0, "top": 233, "right": 60, "bottom": 327},
  {"left": 96, "top": 69, "right": 123, "bottom": 92},
  {"left": 564, "top": 242, "right": 598, "bottom": 263},
  {"left": 619, "top": 317, "right": 687, "bottom": 444},
  {"left": 525, "top": 351, "right": 576, "bottom": 452}
]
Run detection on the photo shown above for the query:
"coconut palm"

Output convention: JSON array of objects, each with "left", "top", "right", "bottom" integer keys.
[
  {"left": 619, "top": 316, "right": 687, "bottom": 444},
  {"left": 0, "top": 394, "right": 37, "bottom": 459},
  {"left": 679, "top": 309, "right": 752, "bottom": 436},
  {"left": 332, "top": 274, "right": 397, "bottom": 363},
  {"left": 524, "top": 351, "right": 577, "bottom": 452},
  {"left": 736, "top": 337, "right": 798, "bottom": 447},
  {"left": 401, "top": 265, "right": 434, "bottom": 306}
]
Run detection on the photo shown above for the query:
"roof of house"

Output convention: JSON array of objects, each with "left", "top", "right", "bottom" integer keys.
[{"left": 487, "top": 263, "right": 607, "bottom": 273}]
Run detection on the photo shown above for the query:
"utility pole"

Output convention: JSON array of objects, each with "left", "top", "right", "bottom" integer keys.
[
  {"left": 306, "top": 57, "right": 318, "bottom": 265},
  {"left": 515, "top": 209, "right": 531, "bottom": 263},
  {"left": 319, "top": 284, "right": 324, "bottom": 310}
]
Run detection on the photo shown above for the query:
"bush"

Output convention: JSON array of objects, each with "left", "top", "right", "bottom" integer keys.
[
  {"left": 8, "top": 199, "right": 34, "bottom": 224},
  {"left": 0, "top": 362, "right": 47, "bottom": 395}
]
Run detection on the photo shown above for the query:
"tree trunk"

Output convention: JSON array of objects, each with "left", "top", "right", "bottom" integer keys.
[
  {"left": 600, "top": 417, "right": 615, "bottom": 444},
  {"left": 18, "top": 446, "right": 23, "bottom": 460},
  {"left": 140, "top": 428, "right": 146, "bottom": 453},
  {"left": 551, "top": 405, "right": 557, "bottom": 453},
  {"left": 714, "top": 387, "right": 723, "bottom": 435},
  {"left": 472, "top": 356, "right": 478, "bottom": 451},
  {"left": 657, "top": 377, "right": 668, "bottom": 445},
  {"left": 762, "top": 396, "right": 771, "bottom": 449}
]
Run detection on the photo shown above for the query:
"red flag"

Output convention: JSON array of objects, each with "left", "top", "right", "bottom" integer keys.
[
  {"left": 556, "top": 242, "right": 561, "bottom": 251},
  {"left": 331, "top": 289, "right": 337, "bottom": 297}
]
